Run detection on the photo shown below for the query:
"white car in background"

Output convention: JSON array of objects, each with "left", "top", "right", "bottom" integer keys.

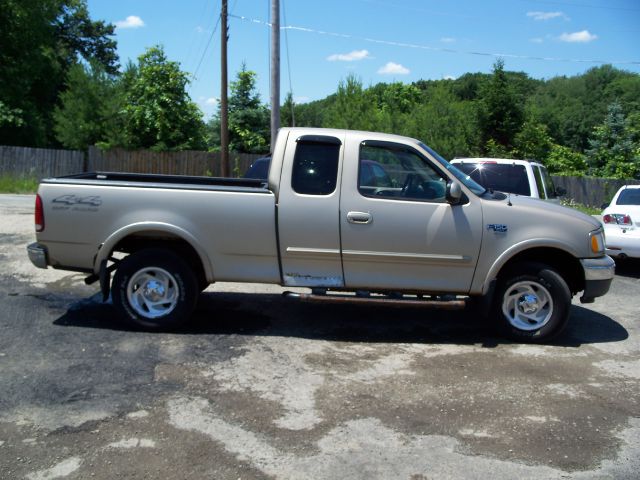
[
  {"left": 450, "top": 158, "right": 564, "bottom": 202},
  {"left": 602, "top": 185, "right": 640, "bottom": 259}
]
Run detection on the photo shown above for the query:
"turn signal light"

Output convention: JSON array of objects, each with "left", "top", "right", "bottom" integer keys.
[
  {"left": 589, "top": 229, "right": 605, "bottom": 255},
  {"left": 35, "top": 194, "right": 45, "bottom": 232}
]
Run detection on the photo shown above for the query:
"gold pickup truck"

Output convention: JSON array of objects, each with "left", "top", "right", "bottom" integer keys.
[{"left": 28, "top": 128, "right": 614, "bottom": 342}]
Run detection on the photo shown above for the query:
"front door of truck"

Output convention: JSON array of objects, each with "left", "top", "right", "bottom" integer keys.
[
  {"left": 277, "top": 132, "right": 346, "bottom": 287},
  {"left": 339, "top": 136, "right": 482, "bottom": 293}
]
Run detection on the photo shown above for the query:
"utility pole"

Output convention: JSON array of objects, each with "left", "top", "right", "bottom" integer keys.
[
  {"left": 270, "top": 0, "right": 280, "bottom": 151},
  {"left": 220, "top": 0, "right": 230, "bottom": 177}
]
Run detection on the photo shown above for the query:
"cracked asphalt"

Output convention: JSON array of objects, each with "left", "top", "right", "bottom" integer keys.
[{"left": 1, "top": 194, "right": 639, "bottom": 479}]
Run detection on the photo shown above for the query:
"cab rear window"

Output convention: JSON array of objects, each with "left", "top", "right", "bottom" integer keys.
[
  {"left": 455, "top": 163, "right": 531, "bottom": 196},
  {"left": 616, "top": 189, "right": 640, "bottom": 205}
]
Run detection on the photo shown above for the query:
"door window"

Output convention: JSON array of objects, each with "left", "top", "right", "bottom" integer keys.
[
  {"left": 291, "top": 137, "right": 340, "bottom": 195},
  {"left": 358, "top": 142, "right": 446, "bottom": 202}
]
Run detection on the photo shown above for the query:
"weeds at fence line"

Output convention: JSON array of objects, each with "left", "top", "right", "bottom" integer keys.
[
  {"left": 560, "top": 198, "right": 601, "bottom": 216},
  {"left": 0, "top": 175, "right": 39, "bottom": 194}
]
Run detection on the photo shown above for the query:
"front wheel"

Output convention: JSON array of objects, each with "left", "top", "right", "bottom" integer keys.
[
  {"left": 112, "top": 248, "right": 198, "bottom": 330},
  {"left": 493, "top": 262, "right": 571, "bottom": 342}
]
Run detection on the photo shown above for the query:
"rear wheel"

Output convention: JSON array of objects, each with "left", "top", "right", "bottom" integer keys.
[
  {"left": 112, "top": 248, "right": 198, "bottom": 330},
  {"left": 493, "top": 262, "right": 571, "bottom": 342}
]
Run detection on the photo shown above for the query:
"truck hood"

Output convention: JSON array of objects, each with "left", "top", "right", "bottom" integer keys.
[{"left": 505, "top": 194, "right": 601, "bottom": 231}]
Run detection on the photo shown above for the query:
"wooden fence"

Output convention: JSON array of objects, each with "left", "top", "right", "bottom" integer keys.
[
  {"left": 3, "top": 145, "right": 639, "bottom": 206},
  {"left": 0, "top": 145, "right": 263, "bottom": 179},
  {"left": 552, "top": 175, "right": 640, "bottom": 208},
  {"left": 0, "top": 146, "right": 84, "bottom": 178},
  {"left": 86, "top": 147, "right": 261, "bottom": 177}
]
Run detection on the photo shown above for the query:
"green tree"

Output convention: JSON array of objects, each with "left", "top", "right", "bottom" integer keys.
[
  {"left": 513, "top": 121, "right": 552, "bottom": 160},
  {"left": 53, "top": 62, "right": 123, "bottom": 149},
  {"left": 0, "top": 0, "right": 118, "bottom": 146},
  {"left": 545, "top": 145, "right": 588, "bottom": 176},
  {"left": 477, "top": 59, "right": 525, "bottom": 153},
  {"left": 586, "top": 101, "right": 640, "bottom": 179},
  {"left": 123, "top": 46, "right": 206, "bottom": 150},
  {"left": 281, "top": 92, "right": 296, "bottom": 128},
  {"left": 227, "top": 64, "right": 270, "bottom": 153},
  {"left": 406, "top": 84, "right": 479, "bottom": 159},
  {"left": 322, "top": 75, "right": 381, "bottom": 131}
]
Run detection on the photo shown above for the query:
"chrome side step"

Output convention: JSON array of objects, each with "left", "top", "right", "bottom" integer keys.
[{"left": 283, "top": 291, "right": 467, "bottom": 310}]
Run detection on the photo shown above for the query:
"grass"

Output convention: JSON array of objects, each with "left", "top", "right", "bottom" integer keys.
[
  {"left": 0, "top": 175, "right": 39, "bottom": 194},
  {"left": 560, "top": 198, "right": 602, "bottom": 216}
]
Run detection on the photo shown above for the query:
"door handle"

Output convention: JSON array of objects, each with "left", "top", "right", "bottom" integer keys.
[{"left": 347, "top": 211, "right": 372, "bottom": 224}]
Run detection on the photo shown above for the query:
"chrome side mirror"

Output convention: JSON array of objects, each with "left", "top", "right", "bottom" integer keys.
[{"left": 446, "top": 181, "right": 462, "bottom": 205}]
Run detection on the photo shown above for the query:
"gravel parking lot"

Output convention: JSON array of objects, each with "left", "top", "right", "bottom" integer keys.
[{"left": 1, "top": 194, "right": 639, "bottom": 479}]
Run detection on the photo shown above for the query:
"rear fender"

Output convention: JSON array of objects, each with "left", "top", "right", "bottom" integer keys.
[{"left": 94, "top": 222, "right": 214, "bottom": 281}]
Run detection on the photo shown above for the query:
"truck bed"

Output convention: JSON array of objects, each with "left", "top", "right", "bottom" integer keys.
[{"left": 42, "top": 172, "right": 270, "bottom": 193}]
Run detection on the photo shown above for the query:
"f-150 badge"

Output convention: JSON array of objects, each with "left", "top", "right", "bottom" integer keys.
[{"left": 487, "top": 224, "right": 508, "bottom": 233}]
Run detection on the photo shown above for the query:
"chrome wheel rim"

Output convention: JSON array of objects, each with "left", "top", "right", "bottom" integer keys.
[
  {"left": 127, "top": 267, "right": 178, "bottom": 319},
  {"left": 502, "top": 281, "right": 553, "bottom": 331}
]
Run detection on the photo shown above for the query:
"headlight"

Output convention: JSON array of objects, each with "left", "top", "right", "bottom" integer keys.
[{"left": 589, "top": 228, "right": 605, "bottom": 255}]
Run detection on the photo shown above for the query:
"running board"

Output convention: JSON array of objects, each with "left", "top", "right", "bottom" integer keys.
[{"left": 283, "top": 291, "right": 467, "bottom": 310}]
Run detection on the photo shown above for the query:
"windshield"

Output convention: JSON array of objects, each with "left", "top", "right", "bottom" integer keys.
[{"left": 418, "top": 143, "right": 486, "bottom": 196}]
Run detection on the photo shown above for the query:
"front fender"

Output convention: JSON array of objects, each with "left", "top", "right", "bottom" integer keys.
[
  {"left": 94, "top": 222, "right": 214, "bottom": 281},
  {"left": 475, "top": 238, "right": 579, "bottom": 295}
]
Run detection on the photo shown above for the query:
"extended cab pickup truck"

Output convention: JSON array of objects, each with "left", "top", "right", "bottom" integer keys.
[{"left": 28, "top": 128, "right": 615, "bottom": 342}]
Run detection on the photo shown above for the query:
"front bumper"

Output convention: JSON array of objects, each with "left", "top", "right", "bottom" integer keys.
[
  {"left": 579, "top": 255, "right": 615, "bottom": 303},
  {"left": 27, "top": 242, "right": 48, "bottom": 269}
]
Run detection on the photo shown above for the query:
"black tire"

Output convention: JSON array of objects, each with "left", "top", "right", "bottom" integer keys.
[
  {"left": 112, "top": 248, "right": 198, "bottom": 330},
  {"left": 492, "top": 262, "right": 571, "bottom": 343}
]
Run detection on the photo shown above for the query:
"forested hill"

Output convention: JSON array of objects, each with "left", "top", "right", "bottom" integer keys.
[{"left": 288, "top": 63, "right": 640, "bottom": 178}]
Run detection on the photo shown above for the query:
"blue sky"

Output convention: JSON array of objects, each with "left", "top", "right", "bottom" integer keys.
[{"left": 87, "top": 0, "right": 640, "bottom": 119}]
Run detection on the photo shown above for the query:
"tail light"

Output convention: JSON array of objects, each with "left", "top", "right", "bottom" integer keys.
[
  {"left": 35, "top": 194, "right": 45, "bottom": 232},
  {"left": 603, "top": 213, "right": 632, "bottom": 225}
]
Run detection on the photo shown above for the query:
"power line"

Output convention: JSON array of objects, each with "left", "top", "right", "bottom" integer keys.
[
  {"left": 229, "top": 14, "right": 640, "bottom": 66},
  {"left": 191, "top": 0, "right": 239, "bottom": 89},
  {"left": 192, "top": 12, "right": 221, "bottom": 84},
  {"left": 282, "top": 0, "right": 295, "bottom": 126},
  {"left": 519, "top": 0, "right": 640, "bottom": 12},
  {"left": 184, "top": 0, "right": 216, "bottom": 72}
]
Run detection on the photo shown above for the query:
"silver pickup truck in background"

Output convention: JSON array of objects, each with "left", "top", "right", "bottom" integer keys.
[{"left": 28, "top": 128, "right": 615, "bottom": 342}]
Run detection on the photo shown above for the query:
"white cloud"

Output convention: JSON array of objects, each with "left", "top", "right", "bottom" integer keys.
[
  {"left": 440, "top": 37, "right": 456, "bottom": 43},
  {"left": 205, "top": 98, "right": 218, "bottom": 106},
  {"left": 559, "top": 30, "right": 598, "bottom": 43},
  {"left": 294, "top": 96, "right": 310, "bottom": 104},
  {"left": 326, "top": 50, "right": 371, "bottom": 62},
  {"left": 378, "top": 62, "right": 410, "bottom": 75},
  {"left": 115, "top": 15, "right": 145, "bottom": 29},
  {"left": 527, "top": 11, "right": 568, "bottom": 21},
  {"left": 443, "top": 75, "right": 456, "bottom": 80},
  {"left": 530, "top": 37, "right": 544, "bottom": 44}
]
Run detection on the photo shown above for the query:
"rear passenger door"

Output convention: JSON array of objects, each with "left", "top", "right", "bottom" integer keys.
[{"left": 277, "top": 133, "right": 346, "bottom": 287}]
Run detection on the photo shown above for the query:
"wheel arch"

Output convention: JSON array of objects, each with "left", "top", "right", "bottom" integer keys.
[
  {"left": 485, "top": 246, "right": 584, "bottom": 296},
  {"left": 95, "top": 223, "right": 213, "bottom": 285}
]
